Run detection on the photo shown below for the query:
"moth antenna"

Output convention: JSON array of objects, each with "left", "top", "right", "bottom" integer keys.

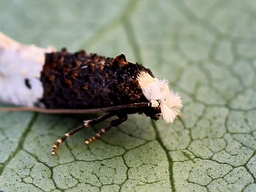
[{"left": 0, "top": 102, "right": 149, "bottom": 114}]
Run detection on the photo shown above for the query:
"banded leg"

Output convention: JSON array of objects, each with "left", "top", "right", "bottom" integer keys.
[
  {"left": 51, "top": 112, "right": 116, "bottom": 155},
  {"left": 85, "top": 114, "right": 128, "bottom": 144}
]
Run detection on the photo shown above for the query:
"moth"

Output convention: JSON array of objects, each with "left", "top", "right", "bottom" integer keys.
[{"left": 0, "top": 32, "right": 182, "bottom": 154}]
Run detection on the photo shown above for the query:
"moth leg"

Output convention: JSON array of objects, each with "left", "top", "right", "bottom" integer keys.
[
  {"left": 51, "top": 124, "right": 84, "bottom": 155},
  {"left": 51, "top": 112, "right": 115, "bottom": 155},
  {"left": 85, "top": 114, "right": 128, "bottom": 144}
]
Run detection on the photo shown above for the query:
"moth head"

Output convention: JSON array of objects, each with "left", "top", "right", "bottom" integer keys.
[{"left": 138, "top": 71, "right": 182, "bottom": 123}]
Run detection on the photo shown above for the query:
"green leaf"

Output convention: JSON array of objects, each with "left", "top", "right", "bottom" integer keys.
[{"left": 0, "top": 0, "right": 255, "bottom": 191}]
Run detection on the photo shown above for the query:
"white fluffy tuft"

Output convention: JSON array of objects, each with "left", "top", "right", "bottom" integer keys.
[
  {"left": 0, "top": 32, "right": 55, "bottom": 107},
  {"left": 138, "top": 72, "right": 182, "bottom": 123}
]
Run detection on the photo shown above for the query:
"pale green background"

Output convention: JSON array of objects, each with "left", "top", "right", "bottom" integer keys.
[{"left": 0, "top": 1, "right": 256, "bottom": 191}]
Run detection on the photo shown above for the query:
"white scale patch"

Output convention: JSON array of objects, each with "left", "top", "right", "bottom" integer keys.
[
  {"left": 137, "top": 71, "right": 182, "bottom": 123},
  {"left": 0, "top": 32, "right": 55, "bottom": 107}
]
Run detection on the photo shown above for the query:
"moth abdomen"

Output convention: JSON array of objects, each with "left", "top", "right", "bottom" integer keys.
[{"left": 40, "top": 50, "right": 149, "bottom": 109}]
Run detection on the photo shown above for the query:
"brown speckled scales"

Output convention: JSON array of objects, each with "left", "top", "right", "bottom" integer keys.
[{"left": 40, "top": 49, "right": 158, "bottom": 117}]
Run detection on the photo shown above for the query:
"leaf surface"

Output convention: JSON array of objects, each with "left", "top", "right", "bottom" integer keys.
[{"left": 0, "top": 1, "right": 255, "bottom": 191}]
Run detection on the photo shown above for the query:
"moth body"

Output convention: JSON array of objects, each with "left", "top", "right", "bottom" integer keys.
[{"left": 0, "top": 32, "right": 182, "bottom": 154}]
